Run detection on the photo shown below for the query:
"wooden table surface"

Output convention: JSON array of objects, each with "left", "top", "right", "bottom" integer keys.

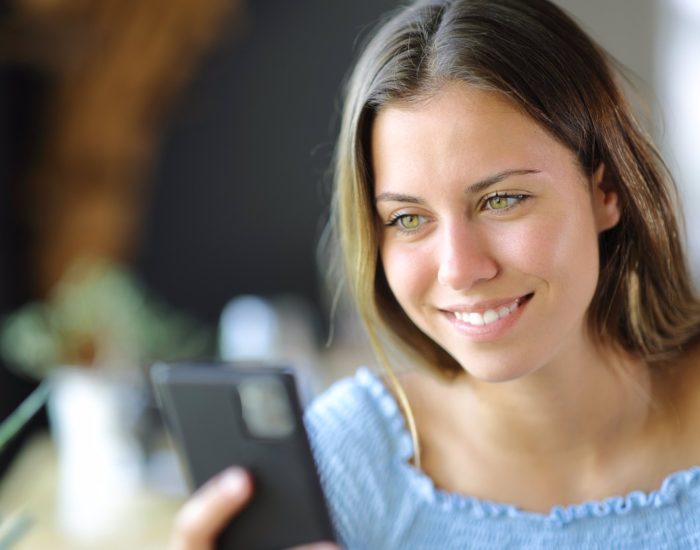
[{"left": 0, "top": 432, "right": 185, "bottom": 550}]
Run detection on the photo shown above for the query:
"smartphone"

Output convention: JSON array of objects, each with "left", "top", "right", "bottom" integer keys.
[{"left": 149, "top": 362, "right": 336, "bottom": 550}]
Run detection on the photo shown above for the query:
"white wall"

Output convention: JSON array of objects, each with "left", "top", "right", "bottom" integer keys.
[{"left": 658, "top": 0, "right": 700, "bottom": 282}]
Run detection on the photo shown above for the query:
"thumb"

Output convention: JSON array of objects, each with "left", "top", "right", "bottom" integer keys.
[{"left": 170, "top": 467, "right": 253, "bottom": 550}]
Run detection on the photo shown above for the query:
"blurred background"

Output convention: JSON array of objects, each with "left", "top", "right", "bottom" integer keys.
[{"left": 0, "top": 0, "right": 698, "bottom": 548}]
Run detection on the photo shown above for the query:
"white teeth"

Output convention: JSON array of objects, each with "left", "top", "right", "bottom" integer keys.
[
  {"left": 468, "top": 312, "right": 485, "bottom": 326},
  {"left": 482, "top": 309, "right": 499, "bottom": 324},
  {"left": 453, "top": 299, "right": 521, "bottom": 327}
]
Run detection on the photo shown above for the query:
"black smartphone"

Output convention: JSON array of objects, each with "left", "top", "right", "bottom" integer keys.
[{"left": 149, "top": 362, "right": 336, "bottom": 550}]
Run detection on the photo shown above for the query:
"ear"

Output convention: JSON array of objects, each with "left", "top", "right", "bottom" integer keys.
[{"left": 591, "top": 163, "right": 620, "bottom": 232}]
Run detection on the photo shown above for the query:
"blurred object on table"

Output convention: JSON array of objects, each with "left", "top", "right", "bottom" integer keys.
[
  {"left": 0, "top": 258, "right": 214, "bottom": 379},
  {"left": 220, "top": 293, "right": 321, "bottom": 402},
  {"left": 0, "top": 431, "right": 184, "bottom": 550}
]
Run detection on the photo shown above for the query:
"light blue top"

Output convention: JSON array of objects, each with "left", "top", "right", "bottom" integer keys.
[{"left": 304, "top": 368, "right": 700, "bottom": 549}]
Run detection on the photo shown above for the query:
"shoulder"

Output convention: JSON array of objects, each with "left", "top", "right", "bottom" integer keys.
[
  {"left": 304, "top": 368, "right": 415, "bottom": 544},
  {"left": 304, "top": 367, "right": 413, "bottom": 467}
]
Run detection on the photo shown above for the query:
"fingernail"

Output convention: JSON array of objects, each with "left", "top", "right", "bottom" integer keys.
[{"left": 218, "top": 467, "right": 247, "bottom": 495}]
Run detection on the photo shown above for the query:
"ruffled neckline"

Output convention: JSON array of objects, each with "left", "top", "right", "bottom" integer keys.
[{"left": 355, "top": 367, "right": 700, "bottom": 527}]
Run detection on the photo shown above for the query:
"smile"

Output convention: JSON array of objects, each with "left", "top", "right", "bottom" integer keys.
[{"left": 448, "top": 294, "right": 532, "bottom": 327}]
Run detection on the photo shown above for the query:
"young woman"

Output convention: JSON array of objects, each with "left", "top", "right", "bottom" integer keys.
[{"left": 171, "top": 0, "right": 700, "bottom": 547}]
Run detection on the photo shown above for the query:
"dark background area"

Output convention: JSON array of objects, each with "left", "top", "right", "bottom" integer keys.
[
  {"left": 0, "top": 0, "right": 398, "bottom": 474},
  {"left": 136, "top": 0, "right": 398, "bottom": 328},
  {"left": 0, "top": 62, "right": 49, "bottom": 476}
]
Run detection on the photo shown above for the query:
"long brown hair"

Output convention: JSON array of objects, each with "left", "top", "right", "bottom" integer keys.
[{"left": 331, "top": 0, "right": 700, "bottom": 381}]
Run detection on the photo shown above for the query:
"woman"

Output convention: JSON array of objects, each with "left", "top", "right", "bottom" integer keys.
[{"left": 171, "top": 0, "right": 700, "bottom": 547}]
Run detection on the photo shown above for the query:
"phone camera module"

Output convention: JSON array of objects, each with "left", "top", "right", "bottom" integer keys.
[{"left": 238, "top": 377, "right": 296, "bottom": 439}]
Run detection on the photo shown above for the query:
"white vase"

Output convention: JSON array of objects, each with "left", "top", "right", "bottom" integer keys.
[{"left": 47, "top": 367, "right": 144, "bottom": 541}]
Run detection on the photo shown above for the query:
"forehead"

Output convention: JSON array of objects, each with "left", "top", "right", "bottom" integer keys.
[{"left": 370, "top": 82, "right": 579, "bottom": 192}]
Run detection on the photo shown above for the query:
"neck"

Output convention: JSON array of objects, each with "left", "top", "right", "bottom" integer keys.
[
  {"left": 461, "top": 340, "right": 653, "bottom": 461},
  {"left": 415, "top": 335, "right": 663, "bottom": 509},
  {"left": 407, "top": 329, "right": 694, "bottom": 512}
]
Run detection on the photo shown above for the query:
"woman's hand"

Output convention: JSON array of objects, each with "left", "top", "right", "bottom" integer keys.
[
  {"left": 169, "top": 467, "right": 253, "bottom": 550},
  {"left": 169, "top": 466, "right": 340, "bottom": 550}
]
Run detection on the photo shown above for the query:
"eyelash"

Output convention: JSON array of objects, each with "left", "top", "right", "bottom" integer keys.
[
  {"left": 480, "top": 192, "right": 529, "bottom": 212},
  {"left": 385, "top": 212, "right": 426, "bottom": 234}
]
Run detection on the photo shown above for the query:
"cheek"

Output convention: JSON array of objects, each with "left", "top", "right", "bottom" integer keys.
[
  {"left": 380, "top": 243, "right": 432, "bottom": 309},
  {"left": 508, "top": 209, "right": 601, "bottom": 296}
]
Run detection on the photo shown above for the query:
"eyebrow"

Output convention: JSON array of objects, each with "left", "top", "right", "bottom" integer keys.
[{"left": 374, "top": 169, "right": 540, "bottom": 204}]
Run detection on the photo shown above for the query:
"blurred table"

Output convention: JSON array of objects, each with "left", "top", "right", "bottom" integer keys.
[
  {"left": 0, "top": 341, "right": 373, "bottom": 549},
  {"left": 0, "top": 431, "right": 184, "bottom": 550}
]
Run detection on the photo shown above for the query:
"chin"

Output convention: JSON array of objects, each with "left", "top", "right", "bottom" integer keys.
[
  {"left": 464, "top": 367, "right": 533, "bottom": 384},
  {"left": 452, "top": 352, "right": 540, "bottom": 384}
]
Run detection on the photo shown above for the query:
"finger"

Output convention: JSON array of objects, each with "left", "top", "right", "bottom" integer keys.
[{"left": 170, "top": 467, "right": 253, "bottom": 550}]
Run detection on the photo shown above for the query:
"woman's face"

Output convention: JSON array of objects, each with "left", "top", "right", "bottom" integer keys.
[{"left": 372, "top": 83, "right": 620, "bottom": 382}]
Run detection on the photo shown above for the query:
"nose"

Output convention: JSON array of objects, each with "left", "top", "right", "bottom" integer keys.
[{"left": 436, "top": 221, "right": 499, "bottom": 290}]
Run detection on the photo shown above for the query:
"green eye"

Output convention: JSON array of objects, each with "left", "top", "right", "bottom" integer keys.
[
  {"left": 398, "top": 215, "right": 421, "bottom": 229},
  {"left": 385, "top": 213, "right": 426, "bottom": 232},
  {"left": 486, "top": 195, "right": 512, "bottom": 210},
  {"left": 484, "top": 194, "right": 525, "bottom": 211}
]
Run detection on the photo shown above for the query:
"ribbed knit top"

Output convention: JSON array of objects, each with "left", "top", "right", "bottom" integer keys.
[{"left": 304, "top": 368, "right": 700, "bottom": 549}]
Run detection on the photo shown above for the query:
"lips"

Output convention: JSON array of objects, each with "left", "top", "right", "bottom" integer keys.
[{"left": 444, "top": 293, "right": 533, "bottom": 328}]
